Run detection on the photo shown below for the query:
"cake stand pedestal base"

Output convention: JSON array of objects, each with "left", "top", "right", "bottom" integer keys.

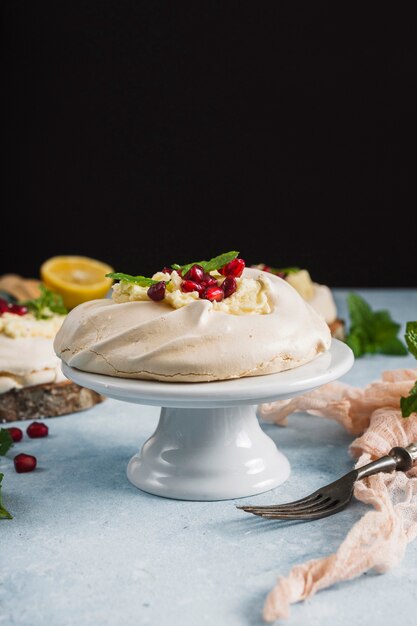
[
  {"left": 61, "top": 340, "right": 354, "bottom": 501},
  {"left": 127, "top": 405, "right": 290, "bottom": 500}
]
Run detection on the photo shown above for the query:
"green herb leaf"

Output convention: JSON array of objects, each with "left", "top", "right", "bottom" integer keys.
[
  {"left": 177, "top": 260, "right": 207, "bottom": 276},
  {"left": 270, "top": 266, "right": 301, "bottom": 276},
  {"left": 405, "top": 321, "right": 417, "bottom": 359},
  {"left": 202, "top": 251, "right": 239, "bottom": 272},
  {"left": 345, "top": 293, "right": 407, "bottom": 358},
  {"left": 0, "top": 429, "right": 13, "bottom": 456},
  {"left": 401, "top": 381, "right": 417, "bottom": 417},
  {"left": 24, "top": 285, "right": 68, "bottom": 319},
  {"left": 0, "top": 473, "right": 13, "bottom": 520},
  {"left": 175, "top": 251, "right": 239, "bottom": 276},
  {"left": 106, "top": 273, "right": 160, "bottom": 287},
  {"left": 400, "top": 321, "right": 417, "bottom": 417}
]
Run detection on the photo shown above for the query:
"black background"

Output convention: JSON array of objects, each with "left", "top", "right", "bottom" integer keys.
[{"left": 1, "top": 3, "right": 416, "bottom": 286}]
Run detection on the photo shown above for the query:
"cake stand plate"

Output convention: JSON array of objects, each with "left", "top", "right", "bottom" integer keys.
[{"left": 62, "top": 339, "right": 353, "bottom": 501}]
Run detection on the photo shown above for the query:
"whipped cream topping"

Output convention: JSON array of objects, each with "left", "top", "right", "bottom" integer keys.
[
  {"left": 54, "top": 268, "right": 331, "bottom": 383},
  {"left": 309, "top": 284, "right": 338, "bottom": 324},
  {"left": 0, "top": 335, "right": 67, "bottom": 393},
  {"left": 0, "top": 313, "right": 67, "bottom": 394},
  {"left": 0, "top": 312, "right": 65, "bottom": 339},
  {"left": 112, "top": 270, "right": 272, "bottom": 315},
  {"left": 284, "top": 269, "right": 337, "bottom": 324}
]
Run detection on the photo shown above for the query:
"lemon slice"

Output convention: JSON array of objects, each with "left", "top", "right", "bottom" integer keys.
[{"left": 40, "top": 256, "right": 115, "bottom": 309}]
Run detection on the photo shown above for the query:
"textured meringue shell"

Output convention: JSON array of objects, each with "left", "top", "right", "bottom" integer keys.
[{"left": 54, "top": 268, "right": 331, "bottom": 382}]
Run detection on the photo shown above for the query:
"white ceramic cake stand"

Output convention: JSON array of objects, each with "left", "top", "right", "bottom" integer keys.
[{"left": 62, "top": 339, "right": 353, "bottom": 501}]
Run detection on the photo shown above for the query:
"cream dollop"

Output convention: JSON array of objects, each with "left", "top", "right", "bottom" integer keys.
[
  {"left": 0, "top": 312, "right": 67, "bottom": 393},
  {"left": 284, "top": 269, "right": 337, "bottom": 324},
  {"left": 111, "top": 270, "right": 273, "bottom": 314},
  {"left": 54, "top": 268, "right": 331, "bottom": 383},
  {"left": 309, "top": 284, "right": 338, "bottom": 324},
  {"left": 0, "top": 335, "right": 67, "bottom": 393}
]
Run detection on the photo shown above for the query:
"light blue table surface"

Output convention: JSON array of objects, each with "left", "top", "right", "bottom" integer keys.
[{"left": 1, "top": 289, "right": 417, "bottom": 626}]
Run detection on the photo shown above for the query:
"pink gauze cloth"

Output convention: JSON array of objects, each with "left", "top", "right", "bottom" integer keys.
[{"left": 257, "top": 368, "right": 417, "bottom": 623}]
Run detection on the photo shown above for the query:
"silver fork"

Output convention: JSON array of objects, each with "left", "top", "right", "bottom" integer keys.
[{"left": 237, "top": 443, "right": 417, "bottom": 521}]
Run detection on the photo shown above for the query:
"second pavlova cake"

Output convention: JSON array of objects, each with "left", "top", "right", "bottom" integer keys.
[
  {"left": 54, "top": 252, "right": 331, "bottom": 383},
  {"left": 0, "top": 281, "right": 103, "bottom": 421}
]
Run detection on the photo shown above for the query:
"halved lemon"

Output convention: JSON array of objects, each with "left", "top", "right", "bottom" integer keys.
[{"left": 40, "top": 256, "right": 115, "bottom": 309}]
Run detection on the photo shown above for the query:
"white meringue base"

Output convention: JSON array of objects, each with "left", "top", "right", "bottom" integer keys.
[{"left": 127, "top": 405, "right": 290, "bottom": 500}]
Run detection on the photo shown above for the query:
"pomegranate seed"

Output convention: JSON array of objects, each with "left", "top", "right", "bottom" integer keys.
[
  {"left": 202, "top": 286, "right": 224, "bottom": 302},
  {"left": 219, "top": 258, "right": 245, "bottom": 278},
  {"left": 14, "top": 453, "right": 37, "bottom": 473},
  {"left": 0, "top": 299, "right": 10, "bottom": 314},
  {"left": 26, "top": 421, "right": 49, "bottom": 438},
  {"left": 147, "top": 281, "right": 166, "bottom": 301},
  {"left": 201, "top": 272, "right": 218, "bottom": 287},
  {"left": 181, "top": 280, "right": 204, "bottom": 294},
  {"left": 161, "top": 267, "right": 173, "bottom": 274},
  {"left": 262, "top": 265, "right": 271, "bottom": 273},
  {"left": 183, "top": 264, "right": 205, "bottom": 282},
  {"left": 221, "top": 276, "right": 237, "bottom": 298},
  {"left": 9, "top": 304, "right": 28, "bottom": 316},
  {"left": 6, "top": 427, "right": 23, "bottom": 442}
]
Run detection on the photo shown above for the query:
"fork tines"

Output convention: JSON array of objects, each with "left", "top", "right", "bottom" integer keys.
[
  {"left": 237, "top": 494, "right": 345, "bottom": 520},
  {"left": 237, "top": 473, "right": 356, "bottom": 520}
]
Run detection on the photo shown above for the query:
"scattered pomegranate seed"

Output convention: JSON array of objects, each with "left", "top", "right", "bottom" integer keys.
[
  {"left": 202, "top": 286, "right": 224, "bottom": 302},
  {"left": 221, "top": 276, "right": 237, "bottom": 298},
  {"left": 6, "top": 427, "right": 23, "bottom": 442},
  {"left": 9, "top": 304, "right": 28, "bottom": 316},
  {"left": 147, "top": 281, "right": 166, "bottom": 301},
  {"left": 181, "top": 280, "right": 204, "bottom": 294},
  {"left": 0, "top": 298, "right": 28, "bottom": 316},
  {"left": 219, "top": 258, "right": 245, "bottom": 278},
  {"left": 0, "top": 299, "right": 9, "bottom": 314},
  {"left": 26, "top": 421, "right": 49, "bottom": 438},
  {"left": 161, "top": 267, "right": 174, "bottom": 274},
  {"left": 14, "top": 453, "right": 37, "bottom": 473},
  {"left": 183, "top": 264, "right": 205, "bottom": 282},
  {"left": 262, "top": 265, "right": 271, "bottom": 273}
]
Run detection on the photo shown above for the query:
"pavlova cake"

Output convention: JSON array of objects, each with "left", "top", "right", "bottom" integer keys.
[
  {"left": 251, "top": 264, "right": 345, "bottom": 339},
  {"left": 0, "top": 280, "right": 103, "bottom": 422},
  {"left": 54, "top": 252, "right": 331, "bottom": 383}
]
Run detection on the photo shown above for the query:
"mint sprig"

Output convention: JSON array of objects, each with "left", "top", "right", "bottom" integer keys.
[
  {"left": 105, "top": 273, "right": 160, "bottom": 287},
  {"left": 24, "top": 285, "right": 67, "bottom": 319},
  {"left": 404, "top": 321, "right": 417, "bottom": 359},
  {"left": 345, "top": 293, "right": 407, "bottom": 358},
  {"left": 0, "top": 473, "right": 12, "bottom": 520},
  {"left": 173, "top": 251, "right": 239, "bottom": 276},
  {"left": 0, "top": 428, "right": 13, "bottom": 456},
  {"left": 401, "top": 322, "right": 417, "bottom": 417}
]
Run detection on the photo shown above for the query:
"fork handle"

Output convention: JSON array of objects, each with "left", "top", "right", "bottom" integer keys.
[{"left": 356, "top": 442, "right": 417, "bottom": 480}]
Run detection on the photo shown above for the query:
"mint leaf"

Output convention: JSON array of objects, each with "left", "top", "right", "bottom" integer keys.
[
  {"left": 24, "top": 285, "right": 67, "bottom": 319},
  {"left": 0, "top": 429, "right": 13, "bottom": 456},
  {"left": 401, "top": 381, "right": 417, "bottom": 417},
  {"left": 271, "top": 266, "right": 301, "bottom": 276},
  {"left": 0, "top": 473, "right": 12, "bottom": 520},
  {"left": 345, "top": 333, "right": 366, "bottom": 358},
  {"left": 106, "top": 273, "right": 160, "bottom": 287},
  {"left": 401, "top": 321, "right": 417, "bottom": 417},
  {"left": 202, "top": 251, "right": 239, "bottom": 272},
  {"left": 405, "top": 321, "right": 417, "bottom": 359},
  {"left": 177, "top": 260, "right": 206, "bottom": 275},
  {"left": 345, "top": 293, "right": 407, "bottom": 357},
  {"left": 175, "top": 251, "right": 239, "bottom": 276}
]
